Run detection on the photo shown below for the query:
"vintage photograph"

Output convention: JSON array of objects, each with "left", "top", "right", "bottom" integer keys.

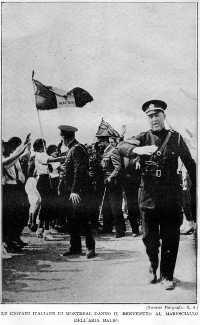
[{"left": 1, "top": 2, "right": 197, "bottom": 304}]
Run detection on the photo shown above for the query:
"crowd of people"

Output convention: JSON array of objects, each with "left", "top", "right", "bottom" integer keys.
[
  {"left": 2, "top": 132, "right": 140, "bottom": 251},
  {"left": 2, "top": 99, "right": 196, "bottom": 290}
]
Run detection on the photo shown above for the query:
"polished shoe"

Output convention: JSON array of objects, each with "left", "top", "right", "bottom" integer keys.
[
  {"left": 161, "top": 278, "right": 175, "bottom": 290},
  {"left": 115, "top": 232, "right": 125, "bottom": 238},
  {"left": 86, "top": 249, "right": 96, "bottom": 259},
  {"left": 62, "top": 249, "right": 82, "bottom": 256}
]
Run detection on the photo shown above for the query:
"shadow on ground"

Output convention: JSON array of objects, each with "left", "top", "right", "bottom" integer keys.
[
  {"left": 174, "top": 278, "right": 197, "bottom": 292},
  {"left": 2, "top": 236, "right": 140, "bottom": 303}
]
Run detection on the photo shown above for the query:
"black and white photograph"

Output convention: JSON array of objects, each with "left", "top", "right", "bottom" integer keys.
[{"left": 1, "top": 0, "right": 197, "bottom": 310}]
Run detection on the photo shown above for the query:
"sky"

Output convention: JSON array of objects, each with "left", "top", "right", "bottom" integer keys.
[{"left": 2, "top": 2, "right": 197, "bottom": 155}]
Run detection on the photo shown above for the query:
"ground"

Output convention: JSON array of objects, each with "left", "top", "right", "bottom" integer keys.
[{"left": 2, "top": 226, "right": 196, "bottom": 304}]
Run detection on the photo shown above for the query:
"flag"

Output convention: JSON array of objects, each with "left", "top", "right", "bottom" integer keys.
[
  {"left": 96, "top": 118, "right": 120, "bottom": 137},
  {"left": 32, "top": 78, "right": 93, "bottom": 110}
]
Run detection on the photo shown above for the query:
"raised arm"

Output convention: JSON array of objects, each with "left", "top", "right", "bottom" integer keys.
[{"left": 3, "top": 144, "right": 28, "bottom": 168}]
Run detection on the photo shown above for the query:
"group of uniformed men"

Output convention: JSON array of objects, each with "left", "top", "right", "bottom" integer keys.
[
  {"left": 3, "top": 99, "right": 196, "bottom": 290},
  {"left": 58, "top": 99, "right": 196, "bottom": 290}
]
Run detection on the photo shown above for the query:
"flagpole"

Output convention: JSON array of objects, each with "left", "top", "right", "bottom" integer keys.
[
  {"left": 32, "top": 71, "right": 52, "bottom": 188},
  {"left": 36, "top": 109, "right": 46, "bottom": 147},
  {"left": 32, "top": 70, "right": 47, "bottom": 152}
]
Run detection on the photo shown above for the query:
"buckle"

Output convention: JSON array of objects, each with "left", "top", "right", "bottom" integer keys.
[
  {"left": 156, "top": 151, "right": 162, "bottom": 157},
  {"left": 156, "top": 169, "right": 161, "bottom": 177}
]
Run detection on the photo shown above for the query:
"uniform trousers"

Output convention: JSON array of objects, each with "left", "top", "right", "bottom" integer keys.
[
  {"left": 105, "top": 182, "right": 126, "bottom": 235},
  {"left": 142, "top": 207, "right": 182, "bottom": 280},
  {"left": 123, "top": 179, "right": 141, "bottom": 233},
  {"left": 64, "top": 192, "right": 95, "bottom": 252}
]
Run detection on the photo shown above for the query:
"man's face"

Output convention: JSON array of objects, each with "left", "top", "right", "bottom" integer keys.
[
  {"left": 61, "top": 133, "right": 74, "bottom": 146},
  {"left": 109, "top": 138, "right": 117, "bottom": 147},
  {"left": 98, "top": 140, "right": 108, "bottom": 153},
  {"left": 147, "top": 111, "right": 165, "bottom": 131},
  {"left": 62, "top": 136, "right": 70, "bottom": 146}
]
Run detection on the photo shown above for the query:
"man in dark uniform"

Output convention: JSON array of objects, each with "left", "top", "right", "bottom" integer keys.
[
  {"left": 130, "top": 100, "right": 196, "bottom": 289},
  {"left": 121, "top": 155, "right": 141, "bottom": 236},
  {"left": 58, "top": 125, "right": 95, "bottom": 258}
]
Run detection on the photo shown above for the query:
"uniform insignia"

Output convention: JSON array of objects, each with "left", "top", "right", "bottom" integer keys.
[{"left": 149, "top": 104, "right": 155, "bottom": 109}]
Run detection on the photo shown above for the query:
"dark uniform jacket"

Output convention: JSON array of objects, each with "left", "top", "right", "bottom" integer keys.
[
  {"left": 123, "top": 129, "right": 196, "bottom": 216},
  {"left": 61, "top": 139, "right": 89, "bottom": 194}
]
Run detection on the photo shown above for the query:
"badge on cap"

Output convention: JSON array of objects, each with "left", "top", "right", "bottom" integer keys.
[{"left": 142, "top": 100, "right": 167, "bottom": 114}]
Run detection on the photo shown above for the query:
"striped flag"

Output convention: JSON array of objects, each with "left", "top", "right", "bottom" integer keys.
[{"left": 32, "top": 78, "right": 93, "bottom": 110}]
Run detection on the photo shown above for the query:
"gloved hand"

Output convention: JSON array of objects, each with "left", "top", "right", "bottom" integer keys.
[
  {"left": 132, "top": 145, "right": 158, "bottom": 156},
  {"left": 69, "top": 193, "right": 81, "bottom": 206}
]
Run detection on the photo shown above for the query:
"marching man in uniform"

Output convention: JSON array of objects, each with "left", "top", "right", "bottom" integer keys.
[
  {"left": 58, "top": 125, "right": 95, "bottom": 258},
  {"left": 130, "top": 100, "right": 196, "bottom": 289}
]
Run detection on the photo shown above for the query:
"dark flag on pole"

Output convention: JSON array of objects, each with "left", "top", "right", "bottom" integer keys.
[{"left": 32, "top": 74, "right": 93, "bottom": 110}]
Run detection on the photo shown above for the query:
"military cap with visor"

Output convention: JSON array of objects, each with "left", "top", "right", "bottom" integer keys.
[
  {"left": 142, "top": 100, "right": 167, "bottom": 115},
  {"left": 58, "top": 125, "right": 78, "bottom": 136}
]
